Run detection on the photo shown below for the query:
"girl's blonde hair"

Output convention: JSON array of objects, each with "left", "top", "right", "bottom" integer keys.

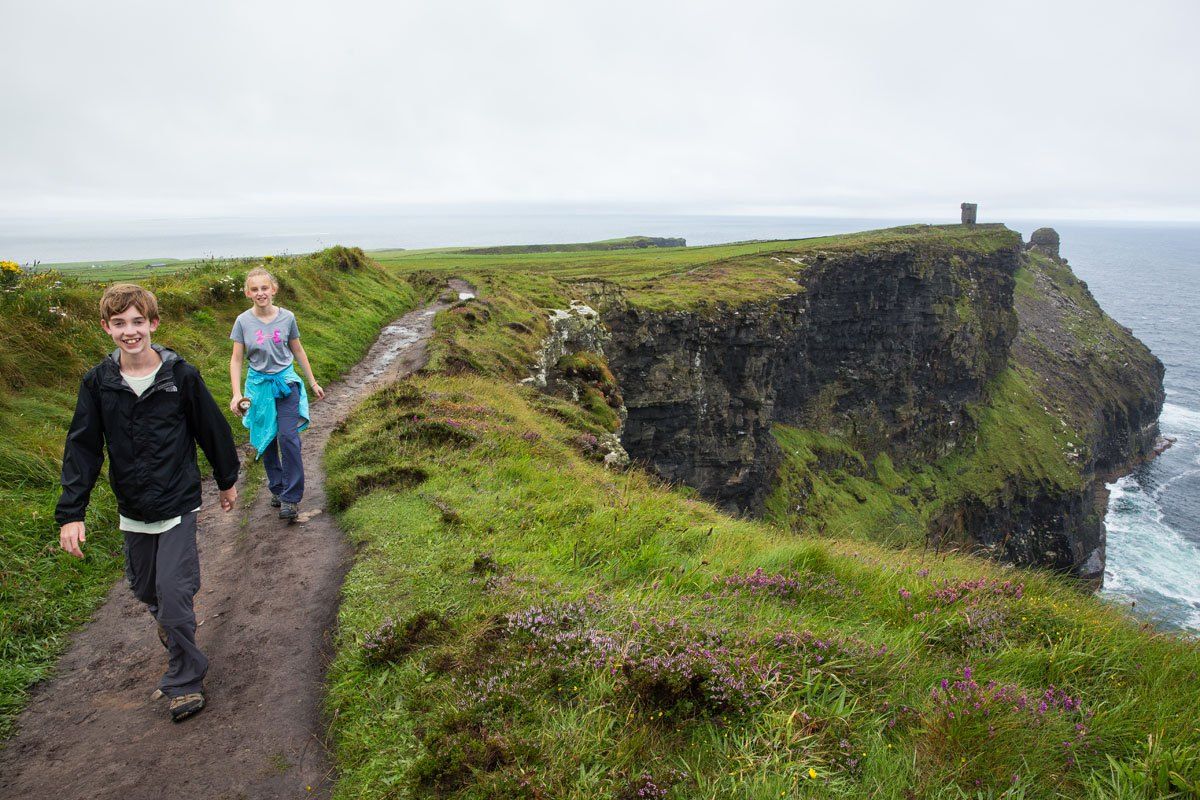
[{"left": 244, "top": 266, "right": 278, "bottom": 290}]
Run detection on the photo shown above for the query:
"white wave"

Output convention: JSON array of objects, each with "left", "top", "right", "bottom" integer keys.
[
  {"left": 1160, "top": 402, "right": 1200, "bottom": 435},
  {"left": 1105, "top": 475, "right": 1136, "bottom": 509},
  {"left": 1103, "top": 474, "right": 1200, "bottom": 630}
]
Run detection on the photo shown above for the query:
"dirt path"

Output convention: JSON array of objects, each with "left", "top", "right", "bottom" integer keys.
[{"left": 0, "top": 283, "right": 470, "bottom": 800}]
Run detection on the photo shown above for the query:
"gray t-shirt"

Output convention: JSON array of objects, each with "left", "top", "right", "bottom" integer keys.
[{"left": 230, "top": 307, "right": 300, "bottom": 374}]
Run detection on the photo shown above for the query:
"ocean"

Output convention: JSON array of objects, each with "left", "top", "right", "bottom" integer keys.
[{"left": 5, "top": 212, "right": 1197, "bottom": 631}]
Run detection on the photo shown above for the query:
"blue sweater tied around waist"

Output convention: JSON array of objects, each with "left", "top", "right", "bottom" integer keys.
[{"left": 243, "top": 364, "right": 309, "bottom": 458}]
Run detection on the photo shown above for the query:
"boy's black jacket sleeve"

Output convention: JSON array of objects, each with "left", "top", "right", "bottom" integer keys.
[
  {"left": 55, "top": 376, "right": 104, "bottom": 525},
  {"left": 181, "top": 364, "right": 240, "bottom": 490}
]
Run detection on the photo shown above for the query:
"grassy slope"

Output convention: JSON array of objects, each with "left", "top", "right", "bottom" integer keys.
[
  {"left": 0, "top": 247, "right": 423, "bottom": 736},
  {"left": 325, "top": 230, "right": 1200, "bottom": 798}
]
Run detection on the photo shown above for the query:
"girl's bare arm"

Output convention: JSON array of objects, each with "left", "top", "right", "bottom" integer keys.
[
  {"left": 289, "top": 338, "right": 325, "bottom": 400},
  {"left": 229, "top": 341, "right": 245, "bottom": 414}
]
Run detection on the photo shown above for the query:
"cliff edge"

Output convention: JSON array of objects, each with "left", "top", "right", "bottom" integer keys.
[{"left": 585, "top": 225, "right": 1163, "bottom": 582}]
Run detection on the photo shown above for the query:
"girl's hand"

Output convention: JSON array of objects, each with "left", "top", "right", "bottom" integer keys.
[
  {"left": 310, "top": 382, "right": 325, "bottom": 401},
  {"left": 230, "top": 394, "right": 245, "bottom": 415}
]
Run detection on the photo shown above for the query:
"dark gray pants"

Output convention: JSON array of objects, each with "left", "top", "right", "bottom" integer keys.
[
  {"left": 123, "top": 512, "right": 207, "bottom": 697},
  {"left": 262, "top": 383, "right": 304, "bottom": 503}
]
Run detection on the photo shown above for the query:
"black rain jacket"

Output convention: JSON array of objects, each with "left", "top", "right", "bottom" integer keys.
[{"left": 55, "top": 344, "right": 240, "bottom": 525}]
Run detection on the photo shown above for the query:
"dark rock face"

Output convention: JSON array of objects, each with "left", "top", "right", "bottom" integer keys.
[
  {"left": 770, "top": 247, "right": 1018, "bottom": 463},
  {"left": 604, "top": 243, "right": 1021, "bottom": 513},
  {"left": 602, "top": 304, "right": 791, "bottom": 511},
  {"left": 930, "top": 486, "right": 1103, "bottom": 578}
]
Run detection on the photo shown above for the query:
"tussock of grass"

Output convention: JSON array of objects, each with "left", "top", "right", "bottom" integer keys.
[
  {"left": 326, "top": 373, "right": 1200, "bottom": 798},
  {"left": 0, "top": 248, "right": 425, "bottom": 735}
]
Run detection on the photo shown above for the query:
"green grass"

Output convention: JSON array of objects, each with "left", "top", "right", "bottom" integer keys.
[
  {"left": 318, "top": 224, "right": 1199, "bottom": 798},
  {"left": 459, "top": 235, "right": 686, "bottom": 256},
  {"left": 325, "top": 373, "right": 1200, "bottom": 799},
  {"left": 0, "top": 246, "right": 425, "bottom": 736},
  {"left": 27, "top": 256, "right": 235, "bottom": 283},
  {"left": 370, "top": 223, "right": 1021, "bottom": 314}
]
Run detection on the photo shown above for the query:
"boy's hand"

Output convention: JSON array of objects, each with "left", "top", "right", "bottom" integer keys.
[
  {"left": 229, "top": 395, "right": 244, "bottom": 415},
  {"left": 59, "top": 522, "right": 86, "bottom": 558},
  {"left": 219, "top": 486, "right": 238, "bottom": 512},
  {"left": 310, "top": 382, "right": 325, "bottom": 401}
]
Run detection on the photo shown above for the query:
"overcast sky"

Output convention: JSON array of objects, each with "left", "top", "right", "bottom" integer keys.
[{"left": 3, "top": 0, "right": 1198, "bottom": 222}]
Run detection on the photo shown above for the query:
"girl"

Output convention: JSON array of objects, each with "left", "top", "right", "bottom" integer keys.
[{"left": 229, "top": 266, "right": 325, "bottom": 520}]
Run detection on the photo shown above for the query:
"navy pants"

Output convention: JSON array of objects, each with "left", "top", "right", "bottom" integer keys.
[
  {"left": 263, "top": 382, "right": 304, "bottom": 503},
  {"left": 124, "top": 512, "right": 206, "bottom": 697}
]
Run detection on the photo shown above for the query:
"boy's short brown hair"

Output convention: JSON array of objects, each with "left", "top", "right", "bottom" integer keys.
[{"left": 100, "top": 283, "right": 160, "bottom": 321}]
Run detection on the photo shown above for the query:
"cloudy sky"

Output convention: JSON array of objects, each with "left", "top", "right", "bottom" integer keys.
[{"left": 3, "top": 0, "right": 1198, "bottom": 222}]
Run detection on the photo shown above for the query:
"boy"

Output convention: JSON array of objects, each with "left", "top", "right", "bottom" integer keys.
[{"left": 56, "top": 283, "right": 240, "bottom": 722}]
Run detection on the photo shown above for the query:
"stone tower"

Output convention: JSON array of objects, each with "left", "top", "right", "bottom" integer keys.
[{"left": 960, "top": 203, "right": 978, "bottom": 225}]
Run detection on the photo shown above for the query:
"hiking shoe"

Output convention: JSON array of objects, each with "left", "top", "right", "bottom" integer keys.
[
  {"left": 169, "top": 692, "right": 206, "bottom": 722},
  {"left": 279, "top": 501, "right": 299, "bottom": 521},
  {"left": 269, "top": 493, "right": 281, "bottom": 508}
]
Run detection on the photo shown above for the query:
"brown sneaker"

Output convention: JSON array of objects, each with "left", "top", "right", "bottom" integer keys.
[{"left": 169, "top": 692, "right": 206, "bottom": 722}]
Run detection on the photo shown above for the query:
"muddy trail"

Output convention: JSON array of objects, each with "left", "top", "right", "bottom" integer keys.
[{"left": 0, "top": 282, "right": 471, "bottom": 800}]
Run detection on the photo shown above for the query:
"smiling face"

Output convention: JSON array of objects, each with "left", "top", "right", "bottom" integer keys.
[
  {"left": 244, "top": 275, "right": 277, "bottom": 309},
  {"left": 101, "top": 304, "right": 159, "bottom": 357}
]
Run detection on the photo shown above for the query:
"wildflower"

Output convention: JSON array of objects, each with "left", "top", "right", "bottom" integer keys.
[
  {"left": 0, "top": 260, "right": 21, "bottom": 287},
  {"left": 808, "top": 768, "right": 817, "bottom": 779}
]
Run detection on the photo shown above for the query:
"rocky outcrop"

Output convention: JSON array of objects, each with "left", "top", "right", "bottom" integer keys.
[
  {"left": 525, "top": 300, "right": 630, "bottom": 468},
  {"left": 1027, "top": 227, "right": 1063, "bottom": 261}
]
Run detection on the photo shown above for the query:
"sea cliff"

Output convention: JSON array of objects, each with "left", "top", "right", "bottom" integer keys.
[{"left": 578, "top": 225, "right": 1164, "bottom": 581}]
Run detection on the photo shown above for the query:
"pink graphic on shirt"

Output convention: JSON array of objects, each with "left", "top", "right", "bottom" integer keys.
[
  {"left": 272, "top": 328, "right": 282, "bottom": 344},
  {"left": 255, "top": 330, "right": 265, "bottom": 345}
]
